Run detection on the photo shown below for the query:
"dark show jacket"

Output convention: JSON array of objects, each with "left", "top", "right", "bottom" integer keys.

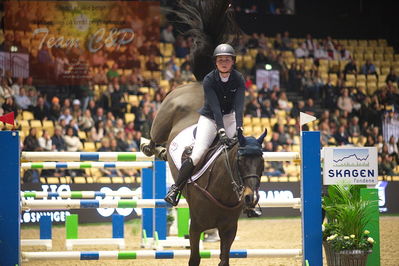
[{"left": 199, "top": 69, "right": 245, "bottom": 130}]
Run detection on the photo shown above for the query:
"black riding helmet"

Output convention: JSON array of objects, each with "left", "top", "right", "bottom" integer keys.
[{"left": 213, "top": 43, "right": 236, "bottom": 61}]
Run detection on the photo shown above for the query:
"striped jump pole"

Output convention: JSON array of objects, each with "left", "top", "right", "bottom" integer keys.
[
  {"left": 21, "top": 190, "right": 141, "bottom": 199},
  {"left": 22, "top": 249, "right": 302, "bottom": 260},
  {"left": 21, "top": 198, "right": 301, "bottom": 210},
  {"left": 21, "top": 161, "right": 153, "bottom": 169},
  {"left": 21, "top": 152, "right": 152, "bottom": 162},
  {"left": 263, "top": 152, "right": 300, "bottom": 162}
]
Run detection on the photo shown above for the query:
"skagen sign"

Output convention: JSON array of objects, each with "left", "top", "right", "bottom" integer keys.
[{"left": 323, "top": 147, "right": 378, "bottom": 185}]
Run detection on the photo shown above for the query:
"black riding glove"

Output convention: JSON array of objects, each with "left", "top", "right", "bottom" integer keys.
[{"left": 218, "top": 128, "right": 230, "bottom": 146}]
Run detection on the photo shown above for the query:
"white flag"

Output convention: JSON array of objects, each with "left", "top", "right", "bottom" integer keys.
[{"left": 300, "top": 112, "right": 316, "bottom": 127}]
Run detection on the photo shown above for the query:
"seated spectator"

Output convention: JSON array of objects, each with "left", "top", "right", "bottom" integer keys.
[
  {"left": 92, "top": 67, "right": 108, "bottom": 85},
  {"left": 313, "top": 43, "right": 328, "bottom": 60},
  {"left": 64, "top": 127, "right": 83, "bottom": 152},
  {"left": 295, "top": 43, "right": 309, "bottom": 58},
  {"left": 174, "top": 35, "right": 190, "bottom": 58},
  {"left": 91, "top": 49, "right": 106, "bottom": 68},
  {"left": 78, "top": 109, "right": 95, "bottom": 132},
  {"left": 23, "top": 128, "right": 43, "bottom": 151},
  {"left": 145, "top": 54, "right": 160, "bottom": 71},
  {"left": 14, "top": 87, "right": 32, "bottom": 110},
  {"left": 181, "top": 64, "right": 195, "bottom": 82},
  {"left": 337, "top": 88, "right": 353, "bottom": 113},
  {"left": 334, "top": 125, "right": 350, "bottom": 145},
  {"left": 52, "top": 126, "right": 67, "bottom": 151},
  {"left": 161, "top": 24, "right": 176, "bottom": 43},
  {"left": 337, "top": 45, "right": 351, "bottom": 61},
  {"left": 360, "top": 60, "right": 377, "bottom": 75},
  {"left": 290, "top": 100, "right": 305, "bottom": 118},
  {"left": 303, "top": 98, "right": 317, "bottom": 116},
  {"left": 0, "top": 77, "right": 13, "bottom": 99},
  {"left": 281, "top": 31, "right": 293, "bottom": 51},
  {"left": 11, "top": 77, "right": 24, "bottom": 96},
  {"left": 348, "top": 116, "right": 361, "bottom": 137},
  {"left": 303, "top": 34, "right": 317, "bottom": 58},
  {"left": 343, "top": 59, "right": 357, "bottom": 76},
  {"left": 106, "top": 63, "right": 120, "bottom": 80},
  {"left": 2, "top": 96, "right": 18, "bottom": 114},
  {"left": 277, "top": 91, "right": 291, "bottom": 112},
  {"left": 93, "top": 107, "right": 106, "bottom": 124},
  {"left": 116, "top": 130, "right": 129, "bottom": 151},
  {"left": 245, "top": 97, "right": 261, "bottom": 117},
  {"left": 385, "top": 68, "right": 398, "bottom": 84},
  {"left": 387, "top": 135, "right": 398, "bottom": 157},
  {"left": 273, "top": 33, "right": 283, "bottom": 50},
  {"left": 59, "top": 107, "right": 73, "bottom": 124},
  {"left": 261, "top": 99, "right": 275, "bottom": 118},
  {"left": 38, "top": 129, "right": 53, "bottom": 151},
  {"left": 246, "top": 33, "right": 260, "bottom": 49}
]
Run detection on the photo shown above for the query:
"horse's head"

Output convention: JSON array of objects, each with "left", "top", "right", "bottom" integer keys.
[{"left": 237, "top": 129, "right": 266, "bottom": 208}]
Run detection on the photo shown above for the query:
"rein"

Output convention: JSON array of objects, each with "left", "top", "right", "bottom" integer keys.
[{"left": 191, "top": 142, "right": 256, "bottom": 210}]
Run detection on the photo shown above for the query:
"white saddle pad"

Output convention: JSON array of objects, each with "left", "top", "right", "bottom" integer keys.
[{"left": 169, "top": 125, "right": 224, "bottom": 183}]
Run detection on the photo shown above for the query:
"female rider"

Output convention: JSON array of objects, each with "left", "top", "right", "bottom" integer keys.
[{"left": 164, "top": 43, "right": 246, "bottom": 206}]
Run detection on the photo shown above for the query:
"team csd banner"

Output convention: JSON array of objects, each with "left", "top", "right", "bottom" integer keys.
[{"left": 323, "top": 147, "right": 378, "bottom": 185}]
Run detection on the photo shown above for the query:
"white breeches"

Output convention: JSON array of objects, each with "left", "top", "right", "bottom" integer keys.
[{"left": 190, "top": 113, "right": 236, "bottom": 165}]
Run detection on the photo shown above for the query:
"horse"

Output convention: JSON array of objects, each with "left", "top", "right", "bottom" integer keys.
[
  {"left": 142, "top": 82, "right": 266, "bottom": 266},
  {"left": 141, "top": 1, "right": 267, "bottom": 265}
]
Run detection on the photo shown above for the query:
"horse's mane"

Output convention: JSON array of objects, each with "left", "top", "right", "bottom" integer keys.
[{"left": 173, "top": 0, "right": 241, "bottom": 81}]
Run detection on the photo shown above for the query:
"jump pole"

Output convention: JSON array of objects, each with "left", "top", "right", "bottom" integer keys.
[
  {"left": 301, "top": 131, "right": 322, "bottom": 265},
  {"left": 0, "top": 131, "right": 20, "bottom": 266}
]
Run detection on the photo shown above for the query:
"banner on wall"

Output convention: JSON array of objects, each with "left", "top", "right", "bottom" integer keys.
[
  {"left": 21, "top": 183, "right": 141, "bottom": 225},
  {"left": 256, "top": 69, "right": 280, "bottom": 90},
  {"left": 323, "top": 147, "right": 378, "bottom": 185},
  {"left": 3, "top": 1, "right": 160, "bottom": 79}
]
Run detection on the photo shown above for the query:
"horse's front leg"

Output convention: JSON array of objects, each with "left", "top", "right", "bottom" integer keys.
[
  {"left": 218, "top": 223, "right": 238, "bottom": 266},
  {"left": 188, "top": 222, "right": 202, "bottom": 266}
]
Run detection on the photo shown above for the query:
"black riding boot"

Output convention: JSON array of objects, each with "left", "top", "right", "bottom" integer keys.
[{"left": 164, "top": 158, "right": 195, "bottom": 206}]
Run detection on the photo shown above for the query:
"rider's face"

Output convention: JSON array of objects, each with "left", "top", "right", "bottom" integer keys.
[{"left": 216, "top": 55, "right": 234, "bottom": 73}]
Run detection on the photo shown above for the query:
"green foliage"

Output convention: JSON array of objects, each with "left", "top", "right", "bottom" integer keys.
[{"left": 322, "top": 183, "right": 377, "bottom": 251}]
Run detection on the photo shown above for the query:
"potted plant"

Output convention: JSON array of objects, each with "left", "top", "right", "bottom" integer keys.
[{"left": 322, "top": 183, "right": 376, "bottom": 266}]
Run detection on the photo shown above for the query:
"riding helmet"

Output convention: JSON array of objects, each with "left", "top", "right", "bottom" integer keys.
[{"left": 213, "top": 43, "right": 236, "bottom": 59}]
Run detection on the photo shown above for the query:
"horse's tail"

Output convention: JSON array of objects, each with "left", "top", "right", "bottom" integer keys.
[{"left": 174, "top": 0, "right": 240, "bottom": 81}]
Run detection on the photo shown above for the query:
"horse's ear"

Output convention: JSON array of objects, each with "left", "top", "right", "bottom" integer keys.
[
  {"left": 257, "top": 128, "right": 267, "bottom": 144},
  {"left": 238, "top": 128, "right": 246, "bottom": 146}
]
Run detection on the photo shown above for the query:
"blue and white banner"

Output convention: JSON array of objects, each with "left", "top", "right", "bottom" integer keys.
[{"left": 323, "top": 147, "right": 378, "bottom": 185}]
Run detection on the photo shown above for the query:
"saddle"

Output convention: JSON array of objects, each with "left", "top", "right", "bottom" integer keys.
[{"left": 181, "top": 134, "right": 237, "bottom": 175}]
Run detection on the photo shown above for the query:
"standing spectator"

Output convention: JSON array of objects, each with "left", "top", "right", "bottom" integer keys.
[
  {"left": 38, "top": 129, "right": 53, "bottom": 151},
  {"left": 64, "top": 127, "right": 83, "bottom": 152}
]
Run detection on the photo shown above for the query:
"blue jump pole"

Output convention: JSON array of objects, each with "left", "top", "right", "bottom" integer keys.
[
  {"left": 142, "top": 167, "right": 154, "bottom": 238},
  {"left": 112, "top": 214, "right": 124, "bottom": 239},
  {"left": 39, "top": 216, "right": 52, "bottom": 240},
  {"left": 154, "top": 160, "right": 167, "bottom": 240},
  {"left": 0, "top": 131, "right": 20, "bottom": 265},
  {"left": 301, "top": 131, "right": 322, "bottom": 265}
]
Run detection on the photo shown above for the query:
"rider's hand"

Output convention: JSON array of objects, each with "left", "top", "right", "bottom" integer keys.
[{"left": 218, "top": 128, "right": 230, "bottom": 146}]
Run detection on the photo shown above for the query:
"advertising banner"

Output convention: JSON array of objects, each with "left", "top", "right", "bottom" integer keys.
[
  {"left": 21, "top": 183, "right": 141, "bottom": 225},
  {"left": 323, "top": 147, "right": 378, "bottom": 185}
]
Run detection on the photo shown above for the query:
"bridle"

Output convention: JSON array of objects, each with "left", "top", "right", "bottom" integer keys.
[{"left": 192, "top": 141, "right": 262, "bottom": 210}]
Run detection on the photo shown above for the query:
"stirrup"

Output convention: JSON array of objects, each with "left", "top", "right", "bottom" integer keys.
[{"left": 164, "top": 185, "right": 181, "bottom": 206}]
